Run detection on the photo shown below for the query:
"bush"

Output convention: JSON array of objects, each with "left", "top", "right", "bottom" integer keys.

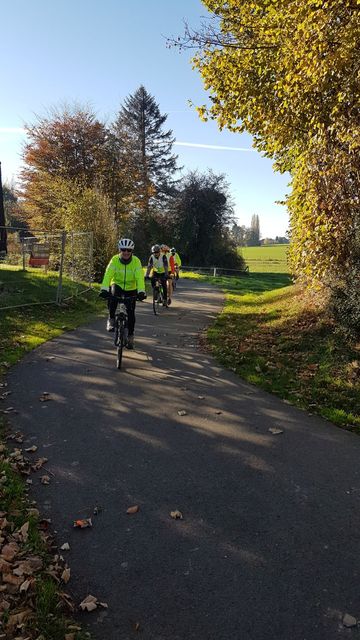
[{"left": 328, "top": 266, "right": 360, "bottom": 338}]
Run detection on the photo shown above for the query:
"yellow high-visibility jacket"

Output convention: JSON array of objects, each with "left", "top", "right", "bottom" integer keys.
[
  {"left": 101, "top": 254, "right": 145, "bottom": 292},
  {"left": 173, "top": 252, "right": 181, "bottom": 267}
]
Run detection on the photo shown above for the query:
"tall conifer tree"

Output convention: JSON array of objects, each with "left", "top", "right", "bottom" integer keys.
[{"left": 113, "top": 86, "right": 179, "bottom": 256}]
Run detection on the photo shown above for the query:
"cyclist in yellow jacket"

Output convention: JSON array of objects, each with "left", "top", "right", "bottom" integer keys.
[
  {"left": 99, "top": 238, "right": 146, "bottom": 349},
  {"left": 145, "top": 244, "right": 169, "bottom": 307}
]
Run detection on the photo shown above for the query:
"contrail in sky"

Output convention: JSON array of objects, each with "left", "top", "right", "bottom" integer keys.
[
  {"left": 174, "top": 141, "right": 252, "bottom": 151},
  {"left": 0, "top": 129, "right": 252, "bottom": 154}
]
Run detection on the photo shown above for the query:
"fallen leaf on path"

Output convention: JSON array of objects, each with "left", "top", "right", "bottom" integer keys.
[
  {"left": 19, "top": 578, "right": 31, "bottom": 592},
  {"left": 39, "top": 392, "right": 52, "bottom": 402},
  {"left": 32, "top": 457, "right": 48, "bottom": 470},
  {"left": 40, "top": 475, "right": 50, "bottom": 485},
  {"left": 126, "top": 505, "right": 139, "bottom": 515},
  {"left": 170, "top": 510, "right": 183, "bottom": 520},
  {"left": 60, "top": 542, "right": 70, "bottom": 550},
  {"left": 268, "top": 428, "right": 284, "bottom": 435},
  {"left": 79, "top": 594, "right": 98, "bottom": 612},
  {"left": 177, "top": 410, "right": 187, "bottom": 416},
  {"left": 3, "top": 573, "right": 23, "bottom": 587},
  {"left": 215, "top": 410, "right": 222, "bottom": 415},
  {"left": 198, "top": 396, "right": 205, "bottom": 400},
  {"left": 3, "top": 407, "right": 16, "bottom": 414},
  {"left": 61, "top": 567, "right": 71, "bottom": 584},
  {"left": 19, "top": 521, "right": 29, "bottom": 541},
  {"left": 6, "top": 608, "right": 33, "bottom": 631},
  {"left": 343, "top": 614, "right": 357, "bottom": 628},
  {"left": 2, "top": 542, "right": 20, "bottom": 561},
  {"left": 73, "top": 518, "right": 92, "bottom": 528},
  {"left": 25, "top": 445, "right": 38, "bottom": 453}
]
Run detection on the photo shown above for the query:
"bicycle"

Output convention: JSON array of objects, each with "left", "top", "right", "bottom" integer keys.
[
  {"left": 113, "top": 293, "right": 139, "bottom": 369},
  {"left": 170, "top": 272, "right": 176, "bottom": 292},
  {"left": 152, "top": 277, "right": 166, "bottom": 316}
]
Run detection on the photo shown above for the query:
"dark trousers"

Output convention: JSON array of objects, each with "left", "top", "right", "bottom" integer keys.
[
  {"left": 108, "top": 284, "right": 137, "bottom": 335},
  {"left": 151, "top": 274, "right": 167, "bottom": 302}
]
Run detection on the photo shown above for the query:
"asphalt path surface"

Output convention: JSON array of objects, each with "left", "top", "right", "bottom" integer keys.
[{"left": 7, "top": 279, "right": 360, "bottom": 640}]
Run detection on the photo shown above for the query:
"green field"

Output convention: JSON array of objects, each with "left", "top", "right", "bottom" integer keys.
[{"left": 239, "top": 244, "right": 289, "bottom": 273}]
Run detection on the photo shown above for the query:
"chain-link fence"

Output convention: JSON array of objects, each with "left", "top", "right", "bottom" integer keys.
[{"left": 0, "top": 226, "right": 93, "bottom": 310}]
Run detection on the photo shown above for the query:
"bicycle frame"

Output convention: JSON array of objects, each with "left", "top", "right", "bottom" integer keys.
[{"left": 112, "top": 294, "right": 137, "bottom": 369}]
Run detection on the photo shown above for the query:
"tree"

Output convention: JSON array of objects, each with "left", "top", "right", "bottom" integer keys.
[
  {"left": 174, "top": 1, "right": 360, "bottom": 333},
  {"left": 113, "top": 86, "right": 179, "bottom": 256},
  {"left": 169, "top": 170, "right": 245, "bottom": 269},
  {"left": 21, "top": 105, "right": 111, "bottom": 227},
  {"left": 231, "top": 222, "right": 246, "bottom": 246},
  {"left": 246, "top": 214, "right": 260, "bottom": 246},
  {"left": 3, "top": 183, "right": 27, "bottom": 229}
]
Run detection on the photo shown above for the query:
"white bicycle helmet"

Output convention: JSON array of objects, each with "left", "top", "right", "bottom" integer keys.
[
  {"left": 170, "top": 247, "right": 176, "bottom": 253},
  {"left": 152, "top": 244, "right": 161, "bottom": 253},
  {"left": 118, "top": 238, "right": 135, "bottom": 251}
]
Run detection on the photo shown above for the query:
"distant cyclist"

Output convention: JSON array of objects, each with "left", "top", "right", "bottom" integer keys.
[
  {"left": 145, "top": 244, "right": 169, "bottom": 307},
  {"left": 161, "top": 244, "right": 173, "bottom": 306},
  {"left": 99, "top": 238, "right": 146, "bottom": 349},
  {"left": 170, "top": 247, "right": 181, "bottom": 279}
]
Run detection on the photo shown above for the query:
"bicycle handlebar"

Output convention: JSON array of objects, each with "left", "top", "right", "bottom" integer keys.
[{"left": 112, "top": 293, "right": 145, "bottom": 303}]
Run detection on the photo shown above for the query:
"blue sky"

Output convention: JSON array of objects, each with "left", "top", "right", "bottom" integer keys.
[{"left": 0, "top": 0, "right": 290, "bottom": 237}]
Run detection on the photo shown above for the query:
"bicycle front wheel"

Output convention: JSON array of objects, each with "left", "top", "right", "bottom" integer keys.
[
  {"left": 153, "top": 287, "right": 163, "bottom": 315},
  {"left": 117, "top": 324, "right": 125, "bottom": 369}
]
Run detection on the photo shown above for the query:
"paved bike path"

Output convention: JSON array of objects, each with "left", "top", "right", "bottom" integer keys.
[{"left": 7, "top": 280, "right": 360, "bottom": 640}]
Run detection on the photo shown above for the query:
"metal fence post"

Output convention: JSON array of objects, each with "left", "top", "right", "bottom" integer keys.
[
  {"left": 56, "top": 231, "right": 67, "bottom": 304},
  {"left": 213, "top": 267, "right": 217, "bottom": 277},
  {"left": 22, "top": 239, "right": 26, "bottom": 271},
  {"left": 88, "top": 231, "right": 94, "bottom": 287}
]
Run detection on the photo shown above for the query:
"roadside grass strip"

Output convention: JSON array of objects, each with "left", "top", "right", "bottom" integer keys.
[
  {"left": 0, "top": 271, "right": 105, "bottom": 375},
  {"left": 0, "top": 418, "right": 91, "bottom": 640},
  {"left": 185, "top": 272, "right": 360, "bottom": 431}
]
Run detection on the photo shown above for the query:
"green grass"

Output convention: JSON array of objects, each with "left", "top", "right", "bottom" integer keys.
[
  {"left": 185, "top": 272, "right": 360, "bottom": 431},
  {"left": 0, "top": 265, "right": 90, "bottom": 308},
  {"left": 239, "top": 244, "right": 290, "bottom": 273},
  {"left": 0, "top": 416, "right": 90, "bottom": 639},
  {"left": 0, "top": 268, "right": 103, "bottom": 376}
]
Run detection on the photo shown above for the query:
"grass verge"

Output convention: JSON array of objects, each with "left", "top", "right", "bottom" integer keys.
[
  {"left": 0, "top": 281, "right": 103, "bottom": 377},
  {"left": 183, "top": 271, "right": 360, "bottom": 431},
  {"left": 0, "top": 270, "right": 102, "bottom": 638},
  {"left": 0, "top": 416, "right": 91, "bottom": 639}
]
